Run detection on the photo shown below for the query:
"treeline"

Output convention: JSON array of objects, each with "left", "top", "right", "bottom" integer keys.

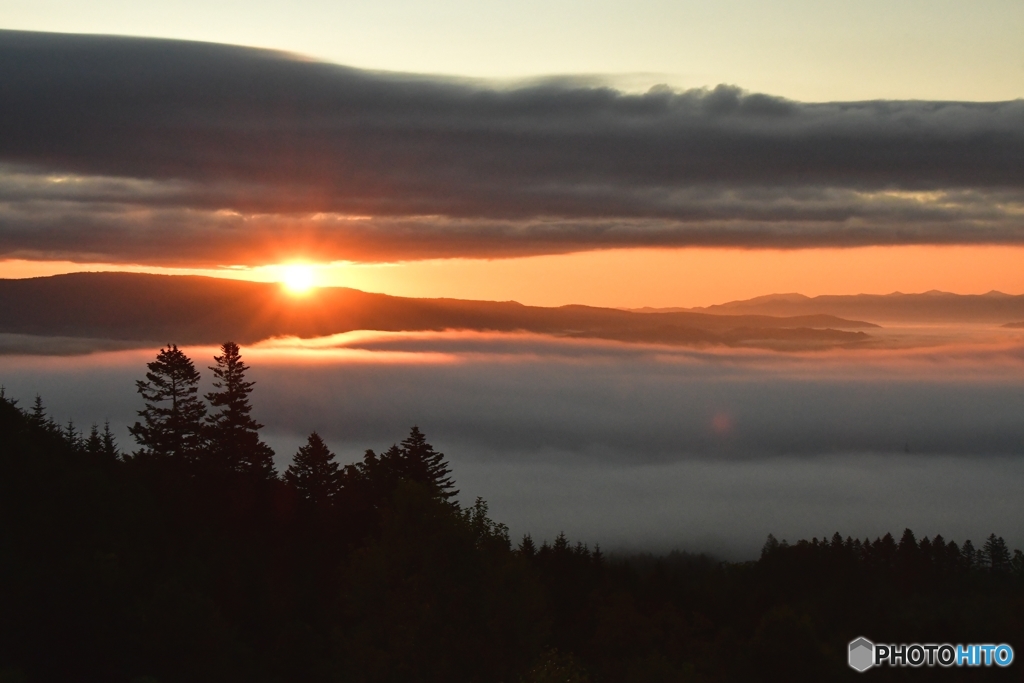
[
  {"left": 1, "top": 343, "right": 1023, "bottom": 682},
  {"left": 762, "top": 530, "right": 1023, "bottom": 579}
]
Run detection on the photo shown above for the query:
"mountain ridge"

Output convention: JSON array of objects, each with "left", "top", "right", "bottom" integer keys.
[
  {"left": 634, "top": 290, "right": 1024, "bottom": 323},
  {"left": 0, "top": 272, "right": 875, "bottom": 350}
]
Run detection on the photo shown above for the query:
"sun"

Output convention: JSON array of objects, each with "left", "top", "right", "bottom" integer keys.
[{"left": 281, "top": 264, "right": 316, "bottom": 294}]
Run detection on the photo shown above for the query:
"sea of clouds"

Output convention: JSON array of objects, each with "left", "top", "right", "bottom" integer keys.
[{"left": 3, "top": 330, "right": 1024, "bottom": 558}]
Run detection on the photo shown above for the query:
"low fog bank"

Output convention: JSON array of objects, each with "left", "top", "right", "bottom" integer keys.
[
  {"left": 2, "top": 335, "right": 1023, "bottom": 558},
  {"left": 252, "top": 336, "right": 1024, "bottom": 460},
  {"left": 438, "top": 451, "right": 1024, "bottom": 560}
]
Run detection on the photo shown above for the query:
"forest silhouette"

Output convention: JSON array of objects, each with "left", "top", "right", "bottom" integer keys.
[{"left": 1, "top": 342, "right": 1023, "bottom": 682}]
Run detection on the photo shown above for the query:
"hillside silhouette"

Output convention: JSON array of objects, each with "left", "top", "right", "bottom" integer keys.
[
  {"left": 0, "top": 272, "right": 876, "bottom": 349},
  {"left": 2, "top": 344, "right": 1023, "bottom": 682},
  {"left": 666, "top": 290, "right": 1024, "bottom": 324}
]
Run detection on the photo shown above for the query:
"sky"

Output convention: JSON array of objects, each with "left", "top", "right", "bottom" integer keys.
[
  {"left": 1, "top": 6, "right": 1023, "bottom": 305},
  {"left": 3, "top": 0, "right": 1023, "bottom": 102},
  {"left": 3, "top": 4, "right": 1024, "bottom": 557}
]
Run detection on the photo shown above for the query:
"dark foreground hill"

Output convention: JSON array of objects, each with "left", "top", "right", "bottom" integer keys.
[
  {"left": 0, "top": 272, "right": 875, "bottom": 349},
  {"left": 2, "top": 390, "right": 1023, "bottom": 682},
  {"left": 651, "top": 290, "right": 1024, "bottom": 324}
]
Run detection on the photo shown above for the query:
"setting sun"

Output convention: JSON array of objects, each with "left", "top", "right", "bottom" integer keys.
[{"left": 281, "top": 264, "right": 316, "bottom": 294}]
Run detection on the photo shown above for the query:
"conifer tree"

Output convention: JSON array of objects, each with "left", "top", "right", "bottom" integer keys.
[
  {"left": 86, "top": 424, "right": 103, "bottom": 455},
  {"left": 1012, "top": 550, "right": 1024, "bottom": 576},
  {"left": 284, "top": 431, "right": 340, "bottom": 506},
  {"left": 463, "top": 497, "right": 510, "bottom": 548},
  {"left": 31, "top": 395, "right": 45, "bottom": 422},
  {"left": 130, "top": 344, "right": 207, "bottom": 464},
  {"left": 101, "top": 420, "right": 119, "bottom": 459},
  {"left": 353, "top": 427, "right": 459, "bottom": 505},
  {"left": 946, "top": 540, "right": 961, "bottom": 570},
  {"left": 761, "top": 533, "right": 780, "bottom": 558},
  {"left": 983, "top": 534, "right": 1011, "bottom": 572},
  {"left": 205, "top": 342, "right": 275, "bottom": 477},
  {"left": 896, "top": 528, "right": 919, "bottom": 575},
  {"left": 961, "top": 539, "right": 977, "bottom": 571},
  {"left": 28, "top": 395, "right": 52, "bottom": 432},
  {"left": 398, "top": 426, "right": 458, "bottom": 502},
  {"left": 361, "top": 444, "right": 405, "bottom": 500},
  {"left": 63, "top": 420, "right": 82, "bottom": 451},
  {"left": 932, "top": 535, "right": 946, "bottom": 570}
]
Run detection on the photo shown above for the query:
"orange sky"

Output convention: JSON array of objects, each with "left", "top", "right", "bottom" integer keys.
[{"left": 3, "top": 244, "right": 1024, "bottom": 308}]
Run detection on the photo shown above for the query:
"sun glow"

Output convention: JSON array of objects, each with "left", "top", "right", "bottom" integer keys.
[{"left": 281, "top": 264, "right": 316, "bottom": 294}]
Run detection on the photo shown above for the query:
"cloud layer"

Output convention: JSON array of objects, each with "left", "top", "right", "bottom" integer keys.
[
  {"left": 2, "top": 30, "right": 1024, "bottom": 264},
  {"left": 3, "top": 332, "right": 1024, "bottom": 557},
  {"left": 6, "top": 331, "right": 1024, "bottom": 461}
]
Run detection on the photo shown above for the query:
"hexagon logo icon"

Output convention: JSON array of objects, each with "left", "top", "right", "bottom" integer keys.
[{"left": 849, "top": 637, "right": 874, "bottom": 672}]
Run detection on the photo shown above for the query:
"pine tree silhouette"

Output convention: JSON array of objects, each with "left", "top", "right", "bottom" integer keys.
[
  {"left": 398, "top": 426, "right": 458, "bottom": 502},
  {"left": 30, "top": 395, "right": 45, "bottom": 422},
  {"left": 205, "top": 342, "right": 275, "bottom": 477},
  {"left": 101, "top": 420, "right": 119, "bottom": 459},
  {"left": 353, "top": 427, "right": 459, "bottom": 505},
  {"left": 130, "top": 344, "right": 207, "bottom": 464},
  {"left": 63, "top": 419, "right": 82, "bottom": 451},
  {"left": 983, "top": 534, "right": 1011, "bottom": 572},
  {"left": 553, "top": 532, "right": 569, "bottom": 554},
  {"left": 961, "top": 539, "right": 978, "bottom": 571},
  {"left": 761, "top": 533, "right": 780, "bottom": 558},
  {"left": 28, "top": 395, "right": 52, "bottom": 432},
  {"left": 946, "top": 540, "right": 961, "bottom": 572},
  {"left": 284, "top": 431, "right": 340, "bottom": 507},
  {"left": 1012, "top": 550, "right": 1024, "bottom": 576},
  {"left": 86, "top": 423, "right": 103, "bottom": 455}
]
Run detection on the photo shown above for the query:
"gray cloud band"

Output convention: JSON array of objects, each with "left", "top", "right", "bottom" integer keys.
[{"left": 2, "top": 30, "right": 1023, "bottom": 263}]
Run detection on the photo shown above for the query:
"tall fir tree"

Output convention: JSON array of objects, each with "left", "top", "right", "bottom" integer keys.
[
  {"left": 205, "top": 342, "right": 275, "bottom": 477},
  {"left": 357, "top": 444, "right": 404, "bottom": 502},
  {"left": 63, "top": 420, "right": 82, "bottom": 451},
  {"left": 130, "top": 344, "right": 207, "bottom": 464},
  {"left": 398, "top": 426, "right": 458, "bottom": 502},
  {"left": 101, "top": 420, "right": 119, "bottom": 459},
  {"left": 356, "top": 426, "right": 458, "bottom": 504},
  {"left": 82, "top": 422, "right": 119, "bottom": 460},
  {"left": 284, "top": 431, "right": 340, "bottom": 507},
  {"left": 961, "top": 539, "right": 978, "bottom": 571},
  {"left": 983, "top": 534, "right": 1011, "bottom": 572},
  {"left": 86, "top": 424, "right": 103, "bottom": 456},
  {"left": 28, "top": 395, "right": 52, "bottom": 432}
]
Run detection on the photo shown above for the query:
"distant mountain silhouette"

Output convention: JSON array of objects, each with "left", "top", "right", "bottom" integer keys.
[
  {"left": 1004, "top": 321, "right": 1024, "bottom": 329},
  {"left": 0, "top": 273, "right": 875, "bottom": 349},
  {"left": 646, "top": 290, "right": 1024, "bottom": 324}
]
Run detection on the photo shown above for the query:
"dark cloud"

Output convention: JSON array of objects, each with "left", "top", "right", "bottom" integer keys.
[{"left": 1, "top": 30, "right": 1023, "bottom": 263}]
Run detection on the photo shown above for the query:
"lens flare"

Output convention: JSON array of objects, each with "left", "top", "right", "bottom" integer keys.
[{"left": 281, "top": 264, "right": 316, "bottom": 294}]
